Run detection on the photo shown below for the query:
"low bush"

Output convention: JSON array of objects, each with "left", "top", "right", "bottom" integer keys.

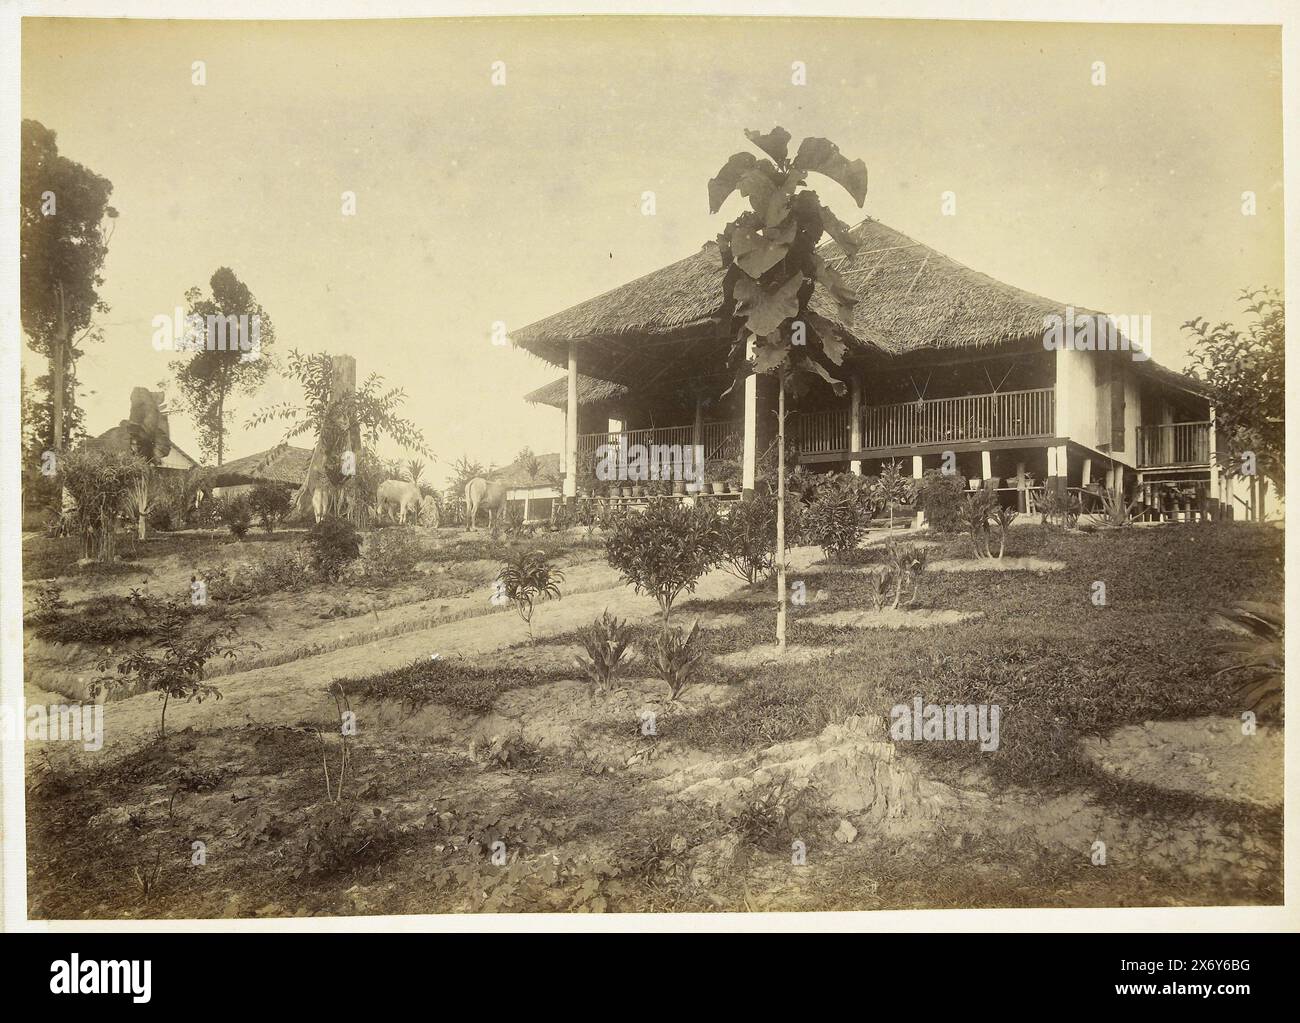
[
  {"left": 716, "top": 491, "right": 798, "bottom": 584},
  {"left": 605, "top": 500, "right": 722, "bottom": 629},
  {"left": 804, "top": 475, "right": 867, "bottom": 561},
  {"left": 249, "top": 482, "right": 292, "bottom": 533},
  {"left": 218, "top": 495, "right": 253, "bottom": 539},
  {"left": 299, "top": 803, "right": 401, "bottom": 880},
  {"left": 915, "top": 469, "right": 967, "bottom": 533},
  {"left": 640, "top": 620, "right": 705, "bottom": 700},
  {"left": 574, "top": 609, "right": 634, "bottom": 691},
  {"left": 306, "top": 516, "right": 362, "bottom": 581},
  {"left": 496, "top": 550, "right": 564, "bottom": 642},
  {"left": 363, "top": 528, "right": 427, "bottom": 580}
]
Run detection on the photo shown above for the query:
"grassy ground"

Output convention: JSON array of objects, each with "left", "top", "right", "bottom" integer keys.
[{"left": 24, "top": 521, "right": 1283, "bottom": 917}]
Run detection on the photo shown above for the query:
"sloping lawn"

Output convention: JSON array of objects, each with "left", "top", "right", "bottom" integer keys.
[{"left": 675, "top": 523, "right": 1282, "bottom": 792}]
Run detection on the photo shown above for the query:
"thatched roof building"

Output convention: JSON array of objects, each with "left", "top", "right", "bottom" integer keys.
[
  {"left": 513, "top": 217, "right": 1202, "bottom": 392},
  {"left": 209, "top": 444, "right": 314, "bottom": 490},
  {"left": 524, "top": 374, "right": 629, "bottom": 410}
]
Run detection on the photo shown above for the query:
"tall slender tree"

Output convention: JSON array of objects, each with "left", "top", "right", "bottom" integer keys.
[
  {"left": 20, "top": 119, "right": 116, "bottom": 454},
  {"left": 710, "top": 127, "right": 868, "bottom": 654},
  {"left": 173, "top": 267, "right": 277, "bottom": 465}
]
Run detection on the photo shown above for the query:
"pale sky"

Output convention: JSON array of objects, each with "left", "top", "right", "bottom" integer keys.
[{"left": 21, "top": 16, "right": 1283, "bottom": 486}]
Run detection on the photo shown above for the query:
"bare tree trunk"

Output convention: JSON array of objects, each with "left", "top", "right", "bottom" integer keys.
[
  {"left": 52, "top": 281, "right": 67, "bottom": 451},
  {"left": 776, "top": 368, "right": 787, "bottom": 655}
]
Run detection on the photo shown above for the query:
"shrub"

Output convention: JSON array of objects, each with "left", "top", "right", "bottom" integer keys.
[
  {"left": 1212, "top": 601, "right": 1283, "bottom": 717},
  {"left": 58, "top": 448, "right": 147, "bottom": 562},
  {"left": 915, "top": 469, "right": 967, "bottom": 533},
  {"left": 146, "top": 503, "right": 177, "bottom": 532},
  {"left": 604, "top": 500, "right": 722, "bottom": 629},
  {"left": 28, "top": 581, "right": 67, "bottom": 624},
  {"left": 306, "top": 516, "right": 362, "bottom": 581},
  {"left": 717, "top": 492, "right": 781, "bottom": 584},
  {"left": 883, "top": 540, "right": 928, "bottom": 608},
  {"left": 804, "top": 478, "right": 863, "bottom": 561},
  {"left": 218, "top": 495, "right": 253, "bottom": 539},
  {"left": 574, "top": 609, "right": 634, "bottom": 691},
  {"left": 871, "top": 459, "right": 916, "bottom": 528},
  {"left": 299, "top": 804, "right": 400, "bottom": 880},
  {"left": 363, "top": 528, "right": 426, "bottom": 580},
  {"left": 32, "top": 590, "right": 168, "bottom": 645},
  {"left": 496, "top": 550, "right": 564, "bottom": 642},
  {"left": 865, "top": 566, "right": 895, "bottom": 612},
  {"left": 640, "top": 620, "right": 704, "bottom": 700},
  {"left": 249, "top": 482, "right": 292, "bottom": 533}
]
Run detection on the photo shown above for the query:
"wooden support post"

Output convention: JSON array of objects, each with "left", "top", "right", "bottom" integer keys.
[
  {"left": 849, "top": 375, "right": 862, "bottom": 475},
  {"left": 980, "top": 449, "right": 992, "bottom": 487},
  {"left": 1081, "top": 456, "right": 1092, "bottom": 489},
  {"left": 1015, "top": 459, "right": 1027, "bottom": 513},
  {"left": 1207, "top": 405, "right": 1220, "bottom": 520},
  {"left": 742, "top": 338, "right": 757, "bottom": 497}
]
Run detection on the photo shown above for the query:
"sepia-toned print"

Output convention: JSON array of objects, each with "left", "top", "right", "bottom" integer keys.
[{"left": 14, "top": 13, "right": 1284, "bottom": 920}]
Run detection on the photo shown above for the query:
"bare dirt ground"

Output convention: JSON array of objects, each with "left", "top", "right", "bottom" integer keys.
[{"left": 23, "top": 524, "right": 1283, "bottom": 917}]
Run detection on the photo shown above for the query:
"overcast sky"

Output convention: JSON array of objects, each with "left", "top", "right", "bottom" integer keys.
[{"left": 22, "top": 16, "right": 1283, "bottom": 485}]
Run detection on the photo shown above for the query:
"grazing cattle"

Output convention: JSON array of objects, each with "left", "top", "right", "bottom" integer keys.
[
  {"left": 377, "top": 479, "right": 423, "bottom": 525},
  {"left": 310, "top": 487, "right": 326, "bottom": 525},
  {"left": 464, "top": 477, "right": 508, "bottom": 531}
]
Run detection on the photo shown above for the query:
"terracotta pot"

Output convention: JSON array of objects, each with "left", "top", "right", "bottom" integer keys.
[
  {"left": 632, "top": 485, "right": 645, "bottom": 498},
  {"left": 620, "top": 486, "right": 632, "bottom": 498},
  {"left": 673, "top": 481, "right": 687, "bottom": 496},
  {"left": 709, "top": 482, "right": 724, "bottom": 495}
]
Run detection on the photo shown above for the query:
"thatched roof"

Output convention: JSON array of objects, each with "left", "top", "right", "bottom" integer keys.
[
  {"left": 489, "top": 451, "right": 562, "bottom": 489},
  {"left": 524, "top": 374, "right": 630, "bottom": 410},
  {"left": 210, "top": 444, "right": 314, "bottom": 488},
  {"left": 512, "top": 217, "right": 1203, "bottom": 394}
]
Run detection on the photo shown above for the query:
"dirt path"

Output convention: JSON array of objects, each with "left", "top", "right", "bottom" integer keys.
[{"left": 49, "top": 545, "right": 828, "bottom": 755}]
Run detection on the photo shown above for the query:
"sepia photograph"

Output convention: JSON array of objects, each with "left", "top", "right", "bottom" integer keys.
[{"left": 2, "top": 2, "right": 1292, "bottom": 940}]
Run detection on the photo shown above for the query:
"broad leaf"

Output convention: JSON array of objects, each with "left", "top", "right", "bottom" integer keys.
[
  {"left": 819, "top": 330, "right": 849, "bottom": 366},
  {"left": 731, "top": 225, "right": 790, "bottom": 279},
  {"left": 708, "top": 152, "right": 759, "bottom": 213},
  {"left": 744, "top": 126, "right": 792, "bottom": 165},
  {"left": 812, "top": 252, "right": 859, "bottom": 324},
  {"left": 792, "top": 137, "right": 868, "bottom": 206},
  {"left": 793, "top": 353, "right": 848, "bottom": 397},
  {"left": 738, "top": 167, "right": 778, "bottom": 219},
  {"left": 819, "top": 205, "right": 861, "bottom": 259},
  {"left": 734, "top": 272, "right": 803, "bottom": 339},
  {"left": 752, "top": 336, "right": 790, "bottom": 375}
]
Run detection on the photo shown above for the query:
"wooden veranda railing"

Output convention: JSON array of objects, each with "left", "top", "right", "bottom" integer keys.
[
  {"left": 1135, "top": 422, "right": 1212, "bottom": 468},
  {"left": 793, "top": 387, "right": 1057, "bottom": 456}
]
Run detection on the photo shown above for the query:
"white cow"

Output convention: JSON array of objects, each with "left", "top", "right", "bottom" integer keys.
[
  {"left": 464, "top": 477, "right": 508, "bottom": 531},
  {"left": 377, "top": 479, "right": 422, "bottom": 525}
]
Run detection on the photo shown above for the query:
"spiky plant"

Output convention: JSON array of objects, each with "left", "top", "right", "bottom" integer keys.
[
  {"left": 1212, "top": 602, "right": 1284, "bottom": 716},
  {"left": 574, "top": 609, "right": 634, "bottom": 692},
  {"left": 496, "top": 550, "right": 563, "bottom": 643}
]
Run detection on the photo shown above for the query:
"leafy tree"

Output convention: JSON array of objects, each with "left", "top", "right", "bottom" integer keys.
[
  {"left": 92, "top": 601, "right": 244, "bottom": 737},
  {"left": 20, "top": 119, "right": 116, "bottom": 452},
  {"left": 446, "top": 454, "right": 488, "bottom": 496},
  {"left": 1185, "top": 288, "right": 1284, "bottom": 508},
  {"left": 604, "top": 501, "right": 722, "bottom": 632},
  {"left": 249, "top": 350, "right": 431, "bottom": 525},
  {"left": 173, "top": 267, "right": 276, "bottom": 465},
  {"left": 710, "top": 126, "right": 867, "bottom": 653}
]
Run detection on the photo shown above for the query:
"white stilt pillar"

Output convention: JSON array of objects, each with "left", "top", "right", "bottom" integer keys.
[
  {"left": 564, "top": 344, "right": 578, "bottom": 498},
  {"left": 742, "top": 338, "right": 757, "bottom": 496},
  {"left": 849, "top": 376, "right": 862, "bottom": 475}
]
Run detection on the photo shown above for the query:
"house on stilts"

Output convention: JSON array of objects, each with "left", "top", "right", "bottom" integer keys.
[{"left": 514, "top": 217, "right": 1245, "bottom": 522}]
